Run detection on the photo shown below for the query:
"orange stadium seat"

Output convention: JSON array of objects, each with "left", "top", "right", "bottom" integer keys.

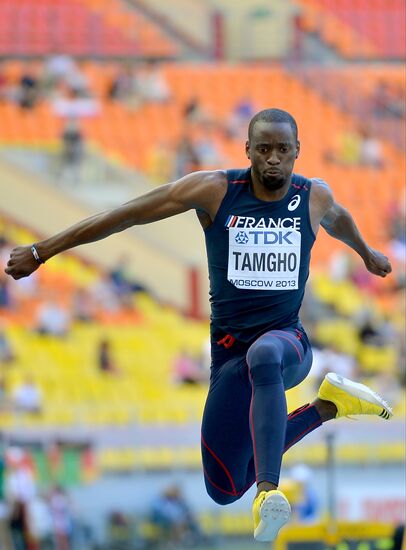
[
  {"left": 0, "top": 0, "right": 179, "bottom": 57},
  {"left": 298, "top": 0, "right": 405, "bottom": 58}
]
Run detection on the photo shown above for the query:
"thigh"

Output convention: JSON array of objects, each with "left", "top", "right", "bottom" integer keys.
[
  {"left": 250, "top": 328, "right": 313, "bottom": 391},
  {"left": 201, "top": 355, "right": 254, "bottom": 496},
  {"left": 275, "top": 328, "right": 313, "bottom": 390}
]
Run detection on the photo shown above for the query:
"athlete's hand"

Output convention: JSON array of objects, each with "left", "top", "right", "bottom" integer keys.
[
  {"left": 364, "top": 248, "right": 392, "bottom": 277},
  {"left": 4, "top": 246, "right": 41, "bottom": 280}
]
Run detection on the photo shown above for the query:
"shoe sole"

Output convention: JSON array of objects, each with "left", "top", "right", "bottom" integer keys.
[
  {"left": 254, "top": 492, "right": 291, "bottom": 542},
  {"left": 326, "top": 372, "right": 393, "bottom": 419}
]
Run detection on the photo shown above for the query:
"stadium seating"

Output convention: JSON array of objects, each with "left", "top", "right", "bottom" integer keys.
[
  {"left": 298, "top": 0, "right": 405, "bottom": 59},
  {"left": 0, "top": 0, "right": 179, "bottom": 57},
  {"left": 0, "top": 54, "right": 404, "bottom": 432},
  {"left": 297, "top": 66, "right": 405, "bottom": 148},
  {"left": 0, "top": 62, "right": 404, "bottom": 263},
  {"left": 97, "top": 439, "right": 405, "bottom": 473},
  {"left": 1, "top": 212, "right": 403, "bottom": 431}
]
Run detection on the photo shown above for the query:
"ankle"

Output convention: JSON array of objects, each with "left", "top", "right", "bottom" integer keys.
[
  {"left": 312, "top": 397, "right": 337, "bottom": 422},
  {"left": 256, "top": 481, "right": 277, "bottom": 498}
]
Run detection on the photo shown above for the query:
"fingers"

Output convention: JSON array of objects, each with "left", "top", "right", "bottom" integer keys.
[
  {"left": 380, "top": 259, "right": 392, "bottom": 276},
  {"left": 4, "top": 266, "right": 22, "bottom": 280},
  {"left": 378, "top": 264, "right": 392, "bottom": 277}
]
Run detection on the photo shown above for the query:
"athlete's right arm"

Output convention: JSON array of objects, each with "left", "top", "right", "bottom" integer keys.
[{"left": 5, "top": 170, "right": 226, "bottom": 280}]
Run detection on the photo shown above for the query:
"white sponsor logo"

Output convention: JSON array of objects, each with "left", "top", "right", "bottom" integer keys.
[
  {"left": 227, "top": 224, "right": 301, "bottom": 291},
  {"left": 288, "top": 195, "right": 301, "bottom": 211}
]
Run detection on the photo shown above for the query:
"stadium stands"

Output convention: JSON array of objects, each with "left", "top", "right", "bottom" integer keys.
[
  {"left": 0, "top": 212, "right": 403, "bottom": 432},
  {"left": 298, "top": 0, "right": 405, "bottom": 59},
  {"left": 0, "top": 2, "right": 404, "bottom": 545},
  {"left": 0, "top": 61, "right": 404, "bottom": 265},
  {"left": 0, "top": 0, "right": 179, "bottom": 57},
  {"left": 296, "top": 65, "right": 405, "bottom": 149}
]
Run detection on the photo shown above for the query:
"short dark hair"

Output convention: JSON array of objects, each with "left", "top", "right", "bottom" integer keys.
[{"left": 248, "top": 108, "right": 298, "bottom": 141}]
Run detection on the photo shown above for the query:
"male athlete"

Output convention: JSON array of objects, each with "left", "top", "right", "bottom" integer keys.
[{"left": 5, "top": 109, "right": 393, "bottom": 542}]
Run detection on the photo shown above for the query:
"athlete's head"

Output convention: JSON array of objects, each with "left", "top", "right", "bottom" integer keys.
[{"left": 246, "top": 109, "right": 300, "bottom": 191}]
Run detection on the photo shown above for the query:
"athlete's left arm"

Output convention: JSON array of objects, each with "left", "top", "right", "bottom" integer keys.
[{"left": 311, "top": 178, "right": 392, "bottom": 277}]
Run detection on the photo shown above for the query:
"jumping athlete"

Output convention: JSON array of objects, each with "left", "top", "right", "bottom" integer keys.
[{"left": 5, "top": 109, "right": 393, "bottom": 542}]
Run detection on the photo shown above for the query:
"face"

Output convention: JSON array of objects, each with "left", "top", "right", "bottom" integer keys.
[{"left": 246, "top": 121, "right": 300, "bottom": 191}]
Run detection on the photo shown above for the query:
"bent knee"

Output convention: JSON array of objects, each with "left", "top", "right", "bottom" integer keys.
[
  {"left": 247, "top": 339, "right": 283, "bottom": 384},
  {"left": 205, "top": 485, "right": 240, "bottom": 506},
  {"left": 247, "top": 339, "right": 281, "bottom": 368}
]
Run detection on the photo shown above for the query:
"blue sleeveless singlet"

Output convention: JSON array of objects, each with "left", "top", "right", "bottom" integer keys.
[{"left": 204, "top": 167, "right": 316, "bottom": 343}]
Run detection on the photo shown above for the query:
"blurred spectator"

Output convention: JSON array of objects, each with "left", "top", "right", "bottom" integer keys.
[
  {"left": 43, "top": 54, "right": 77, "bottom": 89},
  {"left": 0, "top": 327, "right": 15, "bottom": 364},
  {"left": 0, "top": 376, "right": 8, "bottom": 411},
  {"left": 0, "top": 63, "right": 8, "bottom": 103},
  {"left": 370, "top": 81, "right": 405, "bottom": 119},
  {"left": 392, "top": 524, "right": 405, "bottom": 550},
  {"left": 52, "top": 87, "right": 100, "bottom": 119},
  {"left": 149, "top": 485, "right": 201, "bottom": 546},
  {"left": 5, "top": 448, "right": 36, "bottom": 550},
  {"left": 225, "top": 96, "right": 255, "bottom": 138},
  {"left": 13, "top": 272, "right": 39, "bottom": 301},
  {"left": 59, "top": 118, "right": 85, "bottom": 183},
  {"left": 310, "top": 343, "right": 357, "bottom": 384},
  {"left": 0, "top": 275, "right": 13, "bottom": 309},
  {"left": 64, "top": 61, "right": 90, "bottom": 99},
  {"left": 183, "top": 97, "right": 211, "bottom": 125},
  {"left": 72, "top": 287, "right": 96, "bottom": 323},
  {"left": 49, "top": 486, "right": 73, "bottom": 550},
  {"left": 357, "top": 315, "right": 381, "bottom": 345},
  {"left": 0, "top": 236, "right": 12, "bottom": 266},
  {"left": 289, "top": 464, "right": 319, "bottom": 523},
  {"left": 172, "top": 350, "right": 206, "bottom": 385},
  {"left": 329, "top": 251, "right": 378, "bottom": 293},
  {"left": 348, "top": 258, "right": 378, "bottom": 293},
  {"left": 325, "top": 125, "right": 386, "bottom": 169},
  {"left": 109, "top": 256, "right": 145, "bottom": 298},
  {"left": 35, "top": 300, "right": 70, "bottom": 337},
  {"left": 0, "top": 438, "right": 12, "bottom": 550},
  {"left": 91, "top": 274, "right": 122, "bottom": 312},
  {"left": 387, "top": 200, "right": 406, "bottom": 244},
  {"left": 387, "top": 200, "right": 406, "bottom": 290},
  {"left": 108, "top": 65, "right": 132, "bottom": 101},
  {"left": 5, "top": 448, "right": 36, "bottom": 504},
  {"left": 27, "top": 493, "right": 54, "bottom": 550},
  {"left": 107, "top": 64, "right": 141, "bottom": 110},
  {"left": 359, "top": 128, "right": 384, "bottom": 168},
  {"left": 194, "top": 133, "right": 222, "bottom": 169},
  {"left": 18, "top": 64, "right": 39, "bottom": 110},
  {"left": 326, "top": 127, "right": 361, "bottom": 166},
  {"left": 12, "top": 376, "right": 42, "bottom": 414},
  {"left": 138, "top": 62, "right": 171, "bottom": 103},
  {"left": 107, "top": 511, "right": 133, "bottom": 550},
  {"left": 8, "top": 501, "right": 29, "bottom": 550},
  {"left": 97, "top": 339, "right": 119, "bottom": 375},
  {"left": 146, "top": 140, "right": 175, "bottom": 184},
  {"left": 175, "top": 134, "right": 201, "bottom": 178}
]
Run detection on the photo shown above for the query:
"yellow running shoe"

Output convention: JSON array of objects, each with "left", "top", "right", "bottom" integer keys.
[
  {"left": 253, "top": 490, "right": 291, "bottom": 542},
  {"left": 318, "top": 372, "right": 393, "bottom": 420}
]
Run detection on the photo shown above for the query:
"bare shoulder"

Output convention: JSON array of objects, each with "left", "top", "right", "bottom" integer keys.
[
  {"left": 308, "top": 177, "right": 336, "bottom": 234},
  {"left": 310, "top": 177, "right": 334, "bottom": 213},
  {"left": 169, "top": 170, "right": 228, "bottom": 217},
  {"left": 173, "top": 169, "right": 227, "bottom": 193}
]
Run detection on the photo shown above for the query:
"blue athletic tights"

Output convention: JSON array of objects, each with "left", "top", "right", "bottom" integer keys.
[{"left": 201, "top": 328, "right": 322, "bottom": 505}]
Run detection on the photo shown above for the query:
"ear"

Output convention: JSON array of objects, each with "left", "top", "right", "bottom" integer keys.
[
  {"left": 295, "top": 140, "right": 301, "bottom": 159},
  {"left": 245, "top": 141, "right": 250, "bottom": 160}
]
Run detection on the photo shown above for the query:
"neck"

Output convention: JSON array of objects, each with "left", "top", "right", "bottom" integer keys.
[{"left": 250, "top": 170, "right": 292, "bottom": 202}]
